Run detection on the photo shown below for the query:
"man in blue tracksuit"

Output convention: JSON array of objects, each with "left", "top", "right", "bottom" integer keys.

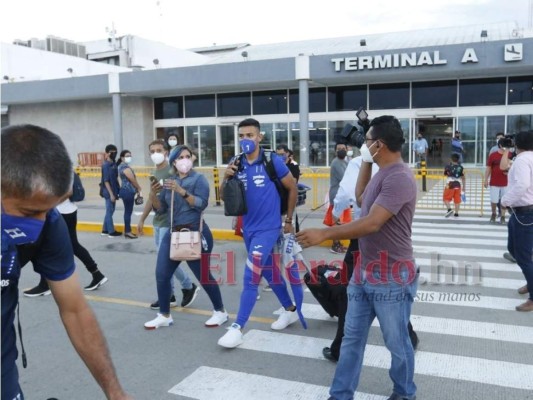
[{"left": 218, "top": 118, "right": 299, "bottom": 348}]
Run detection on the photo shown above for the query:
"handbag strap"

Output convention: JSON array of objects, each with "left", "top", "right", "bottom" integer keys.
[{"left": 170, "top": 186, "right": 203, "bottom": 232}]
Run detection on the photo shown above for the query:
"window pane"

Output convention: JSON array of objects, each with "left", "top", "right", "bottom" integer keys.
[
  {"left": 185, "top": 95, "right": 216, "bottom": 118},
  {"left": 253, "top": 90, "right": 288, "bottom": 115},
  {"left": 154, "top": 97, "right": 183, "bottom": 119},
  {"left": 156, "top": 127, "right": 184, "bottom": 143},
  {"left": 289, "top": 88, "right": 327, "bottom": 113},
  {"left": 220, "top": 126, "right": 235, "bottom": 164},
  {"left": 259, "top": 123, "right": 275, "bottom": 150},
  {"left": 328, "top": 85, "right": 367, "bottom": 112},
  {"left": 309, "top": 121, "right": 328, "bottom": 166},
  {"left": 507, "top": 114, "right": 533, "bottom": 134},
  {"left": 369, "top": 83, "right": 409, "bottom": 110},
  {"left": 185, "top": 126, "right": 199, "bottom": 162},
  {"left": 459, "top": 78, "right": 506, "bottom": 106},
  {"left": 273, "top": 123, "right": 289, "bottom": 151},
  {"left": 217, "top": 92, "right": 251, "bottom": 117},
  {"left": 198, "top": 125, "right": 216, "bottom": 166},
  {"left": 412, "top": 81, "right": 457, "bottom": 108},
  {"left": 508, "top": 76, "right": 533, "bottom": 105}
]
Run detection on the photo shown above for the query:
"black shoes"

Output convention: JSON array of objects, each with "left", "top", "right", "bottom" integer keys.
[
  {"left": 108, "top": 231, "right": 122, "bottom": 237},
  {"left": 181, "top": 283, "right": 200, "bottom": 307},
  {"left": 84, "top": 272, "right": 108, "bottom": 291},
  {"left": 150, "top": 295, "right": 177, "bottom": 310},
  {"left": 322, "top": 347, "right": 339, "bottom": 362},
  {"left": 387, "top": 394, "right": 416, "bottom": 400},
  {"left": 23, "top": 285, "right": 51, "bottom": 297}
]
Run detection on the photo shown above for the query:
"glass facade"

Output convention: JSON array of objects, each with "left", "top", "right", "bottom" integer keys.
[{"left": 154, "top": 77, "right": 532, "bottom": 167}]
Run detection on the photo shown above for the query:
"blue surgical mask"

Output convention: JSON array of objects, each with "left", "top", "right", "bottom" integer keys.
[
  {"left": 240, "top": 139, "right": 256, "bottom": 155},
  {"left": 1, "top": 213, "right": 45, "bottom": 246}
]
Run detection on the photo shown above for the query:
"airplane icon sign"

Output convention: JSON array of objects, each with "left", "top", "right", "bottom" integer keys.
[{"left": 504, "top": 43, "right": 523, "bottom": 61}]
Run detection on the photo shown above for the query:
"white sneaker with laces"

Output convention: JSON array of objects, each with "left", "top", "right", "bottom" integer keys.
[
  {"left": 144, "top": 313, "right": 173, "bottom": 330},
  {"left": 271, "top": 308, "right": 299, "bottom": 330},
  {"left": 218, "top": 323, "right": 243, "bottom": 348},
  {"left": 205, "top": 310, "right": 228, "bottom": 327}
]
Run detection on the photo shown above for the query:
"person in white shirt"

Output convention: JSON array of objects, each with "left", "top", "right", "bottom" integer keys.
[
  {"left": 413, "top": 132, "right": 429, "bottom": 166},
  {"left": 501, "top": 130, "right": 533, "bottom": 312}
]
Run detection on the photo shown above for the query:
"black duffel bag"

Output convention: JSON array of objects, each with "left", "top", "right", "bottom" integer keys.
[{"left": 223, "top": 177, "right": 247, "bottom": 216}]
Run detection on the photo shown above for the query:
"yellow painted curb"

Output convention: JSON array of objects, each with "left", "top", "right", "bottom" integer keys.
[{"left": 77, "top": 221, "right": 346, "bottom": 248}]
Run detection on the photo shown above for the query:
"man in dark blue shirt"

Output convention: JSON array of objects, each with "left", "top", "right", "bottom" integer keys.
[
  {"left": 218, "top": 118, "right": 299, "bottom": 348},
  {"left": 1, "top": 125, "right": 130, "bottom": 400},
  {"left": 101, "top": 144, "right": 122, "bottom": 237}
]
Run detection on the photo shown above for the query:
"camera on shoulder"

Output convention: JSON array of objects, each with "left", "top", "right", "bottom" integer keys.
[{"left": 339, "top": 107, "right": 371, "bottom": 149}]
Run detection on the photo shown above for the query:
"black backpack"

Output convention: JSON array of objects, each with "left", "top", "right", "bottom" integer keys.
[{"left": 70, "top": 172, "right": 85, "bottom": 202}]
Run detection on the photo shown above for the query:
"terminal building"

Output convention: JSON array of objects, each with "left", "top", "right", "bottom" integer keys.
[{"left": 2, "top": 21, "right": 532, "bottom": 167}]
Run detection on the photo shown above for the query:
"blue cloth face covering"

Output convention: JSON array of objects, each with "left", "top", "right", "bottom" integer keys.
[
  {"left": 1, "top": 213, "right": 45, "bottom": 246},
  {"left": 240, "top": 139, "right": 256, "bottom": 154}
]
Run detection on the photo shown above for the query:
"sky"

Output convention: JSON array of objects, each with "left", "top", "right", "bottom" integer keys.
[{"left": 1, "top": 0, "right": 531, "bottom": 49}]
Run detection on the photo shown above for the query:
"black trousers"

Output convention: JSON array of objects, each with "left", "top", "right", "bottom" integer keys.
[
  {"left": 61, "top": 210, "right": 98, "bottom": 274},
  {"left": 330, "top": 239, "right": 418, "bottom": 358}
]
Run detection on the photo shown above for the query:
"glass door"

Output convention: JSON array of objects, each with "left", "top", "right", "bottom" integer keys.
[
  {"left": 219, "top": 125, "right": 237, "bottom": 165},
  {"left": 457, "top": 117, "right": 485, "bottom": 165}
]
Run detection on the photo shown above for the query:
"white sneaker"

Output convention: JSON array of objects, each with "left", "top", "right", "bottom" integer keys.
[
  {"left": 218, "top": 323, "right": 243, "bottom": 348},
  {"left": 144, "top": 313, "right": 173, "bottom": 330},
  {"left": 271, "top": 308, "right": 299, "bottom": 330},
  {"left": 205, "top": 310, "right": 228, "bottom": 327}
]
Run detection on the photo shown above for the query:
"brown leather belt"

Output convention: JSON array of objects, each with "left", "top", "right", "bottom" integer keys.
[{"left": 512, "top": 205, "right": 533, "bottom": 214}]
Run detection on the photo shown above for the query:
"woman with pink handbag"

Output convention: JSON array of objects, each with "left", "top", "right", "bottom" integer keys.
[{"left": 144, "top": 145, "right": 228, "bottom": 330}]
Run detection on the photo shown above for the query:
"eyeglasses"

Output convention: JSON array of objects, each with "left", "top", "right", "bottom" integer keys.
[{"left": 364, "top": 137, "right": 376, "bottom": 143}]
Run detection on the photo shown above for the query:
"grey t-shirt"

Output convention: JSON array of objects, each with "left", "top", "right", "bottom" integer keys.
[
  {"left": 329, "top": 157, "right": 348, "bottom": 203},
  {"left": 359, "top": 162, "right": 417, "bottom": 279}
]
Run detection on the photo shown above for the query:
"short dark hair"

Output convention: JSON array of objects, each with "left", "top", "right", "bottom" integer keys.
[
  {"left": 451, "top": 153, "right": 460, "bottom": 162},
  {"left": 335, "top": 142, "right": 347, "bottom": 151},
  {"left": 276, "top": 144, "right": 289, "bottom": 152},
  {"left": 105, "top": 144, "right": 117, "bottom": 153},
  {"left": 149, "top": 139, "right": 168, "bottom": 150},
  {"left": 369, "top": 115, "right": 405, "bottom": 152},
  {"left": 514, "top": 130, "right": 533, "bottom": 151},
  {"left": 495, "top": 132, "right": 504, "bottom": 138},
  {"left": 238, "top": 118, "right": 260, "bottom": 131},
  {"left": 1, "top": 124, "right": 73, "bottom": 197}
]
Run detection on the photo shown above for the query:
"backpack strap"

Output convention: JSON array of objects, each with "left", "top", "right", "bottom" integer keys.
[{"left": 262, "top": 150, "right": 278, "bottom": 183}]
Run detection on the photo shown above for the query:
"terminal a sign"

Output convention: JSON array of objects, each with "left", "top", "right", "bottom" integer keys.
[{"left": 331, "top": 45, "right": 523, "bottom": 72}]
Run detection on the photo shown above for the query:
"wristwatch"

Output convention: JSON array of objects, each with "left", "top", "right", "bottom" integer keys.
[{"left": 182, "top": 191, "right": 190, "bottom": 199}]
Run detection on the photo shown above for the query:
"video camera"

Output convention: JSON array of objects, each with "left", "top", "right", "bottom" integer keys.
[
  {"left": 498, "top": 134, "right": 514, "bottom": 149},
  {"left": 340, "top": 107, "right": 371, "bottom": 149}
]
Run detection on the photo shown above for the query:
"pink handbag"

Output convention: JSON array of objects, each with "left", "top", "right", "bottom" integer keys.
[{"left": 169, "top": 191, "right": 203, "bottom": 261}]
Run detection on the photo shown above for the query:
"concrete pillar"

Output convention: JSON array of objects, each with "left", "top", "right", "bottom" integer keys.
[
  {"left": 108, "top": 72, "right": 123, "bottom": 149},
  {"left": 295, "top": 55, "right": 310, "bottom": 167}
]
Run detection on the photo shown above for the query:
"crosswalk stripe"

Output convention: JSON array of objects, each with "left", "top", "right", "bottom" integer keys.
[
  {"left": 240, "top": 330, "right": 533, "bottom": 391},
  {"left": 414, "top": 245, "right": 505, "bottom": 258},
  {"left": 167, "top": 366, "right": 387, "bottom": 400},
  {"left": 412, "top": 221, "right": 507, "bottom": 231},
  {"left": 413, "top": 227, "right": 506, "bottom": 238},
  {"left": 418, "top": 273, "right": 525, "bottom": 290},
  {"left": 277, "top": 303, "right": 533, "bottom": 344},
  {"left": 413, "top": 235, "right": 506, "bottom": 246},
  {"left": 414, "top": 257, "right": 518, "bottom": 274}
]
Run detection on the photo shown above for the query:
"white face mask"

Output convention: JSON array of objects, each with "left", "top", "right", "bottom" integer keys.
[
  {"left": 150, "top": 152, "right": 165, "bottom": 165},
  {"left": 124, "top": 156, "right": 132, "bottom": 164},
  {"left": 168, "top": 139, "right": 178, "bottom": 147},
  {"left": 347, "top": 150, "right": 354, "bottom": 157},
  {"left": 360, "top": 142, "right": 377, "bottom": 163}
]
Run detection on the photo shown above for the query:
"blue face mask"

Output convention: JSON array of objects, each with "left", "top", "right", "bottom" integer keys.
[
  {"left": 240, "top": 139, "right": 256, "bottom": 155},
  {"left": 1, "top": 213, "right": 45, "bottom": 246}
]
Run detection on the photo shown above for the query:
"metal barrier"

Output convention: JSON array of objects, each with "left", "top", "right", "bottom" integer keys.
[{"left": 76, "top": 165, "right": 484, "bottom": 215}]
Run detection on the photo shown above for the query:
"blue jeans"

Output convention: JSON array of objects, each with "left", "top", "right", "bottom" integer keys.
[
  {"left": 120, "top": 191, "right": 135, "bottom": 233},
  {"left": 235, "top": 228, "right": 294, "bottom": 328},
  {"left": 154, "top": 226, "right": 192, "bottom": 291},
  {"left": 329, "top": 273, "right": 418, "bottom": 400},
  {"left": 507, "top": 210, "right": 533, "bottom": 300},
  {"left": 102, "top": 197, "right": 116, "bottom": 233},
  {"left": 155, "top": 224, "right": 223, "bottom": 314}
]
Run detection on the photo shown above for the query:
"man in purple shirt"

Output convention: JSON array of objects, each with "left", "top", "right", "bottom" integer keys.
[
  {"left": 501, "top": 130, "right": 533, "bottom": 312},
  {"left": 297, "top": 115, "right": 418, "bottom": 400}
]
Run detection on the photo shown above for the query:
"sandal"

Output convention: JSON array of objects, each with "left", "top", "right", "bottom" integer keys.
[{"left": 125, "top": 232, "right": 138, "bottom": 239}]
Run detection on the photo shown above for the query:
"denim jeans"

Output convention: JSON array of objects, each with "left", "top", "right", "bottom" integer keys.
[
  {"left": 155, "top": 224, "right": 223, "bottom": 314},
  {"left": 102, "top": 197, "right": 116, "bottom": 233},
  {"left": 507, "top": 210, "right": 533, "bottom": 300},
  {"left": 154, "top": 226, "right": 192, "bottom": 291},
  {"left": 120, "top": 191, "right": 135, "bottom": 233},
  {"left": 329, "top": 272, "right": 418, "bottom": 400}
]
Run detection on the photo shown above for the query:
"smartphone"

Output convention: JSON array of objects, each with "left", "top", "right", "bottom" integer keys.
[{"left": 149, "top": 175, "right": 158, "bottom": 184}]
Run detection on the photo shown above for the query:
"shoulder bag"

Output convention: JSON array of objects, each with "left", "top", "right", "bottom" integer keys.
[{"left": 169, "top": 190, "right": 203, "bottom": 261}]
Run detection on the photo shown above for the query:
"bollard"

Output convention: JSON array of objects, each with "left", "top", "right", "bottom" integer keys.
[
  {"left": 213, "top": 167, "right": 221, "bottom": 206},
  {"left": 421, "top": 160, "right": 427, "bottom": 192}
]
